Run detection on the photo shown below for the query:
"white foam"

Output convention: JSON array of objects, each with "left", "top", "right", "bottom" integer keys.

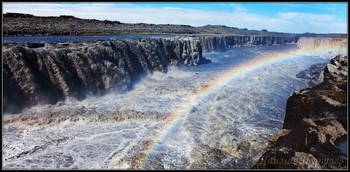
[{"left": 3, "top": 44, "right": 339, "bottom": 169}]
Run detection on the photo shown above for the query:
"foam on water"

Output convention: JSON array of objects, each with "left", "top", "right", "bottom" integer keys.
[
  {"left": 140, "top": 45, "right": 335, "bottom": 169},
  {"left": 3, "top": 44, "right": 340, "bottom": 169}
]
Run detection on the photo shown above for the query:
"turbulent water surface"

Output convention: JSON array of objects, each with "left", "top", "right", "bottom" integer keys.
[{"left": 3, "top": 44, "right": 332, "bottom": 169}]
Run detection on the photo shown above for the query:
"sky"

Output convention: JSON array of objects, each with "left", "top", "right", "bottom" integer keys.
[{"left": 2, "top": 2, "right": 348, "bottom": 34}]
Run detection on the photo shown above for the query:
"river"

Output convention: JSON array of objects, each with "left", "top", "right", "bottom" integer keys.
[{"left": 3, "top": 43, "right": 331, "bottom": 169}]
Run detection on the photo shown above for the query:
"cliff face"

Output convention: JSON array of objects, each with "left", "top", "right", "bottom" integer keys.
[
  {"left": 253, "top": 53, "right": 347, "bottom": 168},
  {"left": 3, "top": 37, "right": 210, "bottom": 114},
  {"left": 283, "top": 55, "right": 347, "bottom": 130},
  {"left": 297, "top": 37, "right": 348, "bottom": 56},
  {"left": 199, "top": 35, "right": 299, "bottom": 52},
  {"left": 2, "top": 33, "right": 302, "bottom": 114}
]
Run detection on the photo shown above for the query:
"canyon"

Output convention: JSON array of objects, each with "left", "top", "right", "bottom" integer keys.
[
  {"left": 253, "top": 38, "right": 347, "bottom": 169},
  {"left": 3, "top": 33, "right": 302, "bottom": 114},
  {"left": 2, "top": 13, "right": 348, "bottom": 170}
]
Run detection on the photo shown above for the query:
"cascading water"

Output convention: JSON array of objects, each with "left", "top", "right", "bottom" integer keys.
[{"left": 3, "top": 37, "right": 346, "bottom": 169}]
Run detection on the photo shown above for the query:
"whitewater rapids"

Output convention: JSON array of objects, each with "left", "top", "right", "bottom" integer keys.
[{"left": 3, "top": 44, "right": 334, "bottom": 169}]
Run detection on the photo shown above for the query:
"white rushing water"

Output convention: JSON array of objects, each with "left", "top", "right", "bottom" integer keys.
[{"left": 3, "top": 44, "right": 335, "bottom": 169}]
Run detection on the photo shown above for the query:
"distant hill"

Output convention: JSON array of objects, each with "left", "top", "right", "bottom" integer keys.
[{"left": 3, "top": 13, "right": 347, "bottom": 37}]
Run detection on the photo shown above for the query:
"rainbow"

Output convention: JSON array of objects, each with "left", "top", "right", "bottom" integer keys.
[{"left": 137, "top": 46, "right": 346, "bottom": 169}]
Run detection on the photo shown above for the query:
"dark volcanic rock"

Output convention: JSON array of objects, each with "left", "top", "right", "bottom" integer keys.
[
  {"left": 283, "top": 55, "right": 347, "bottom": 130},
  {"left": 24, "top": 42, "right": 46, "bottom": 48},
  {"left": 254, "top": 118, "right": 347, "bottom": 169},
  {"left": 3, "top": 37, "right": 210, "bottom": 114},
  {"left": 198, "top": 35, "right": 298, "bottom": 52},
  {"left": 296, "top": 63, "right": 327, "bottom": 87},
  {"left": 253, "top": 55, "right": 348, "bottom": 169},
  {"left": 2, "top": 31, "right": 303, "bottom": 114}
]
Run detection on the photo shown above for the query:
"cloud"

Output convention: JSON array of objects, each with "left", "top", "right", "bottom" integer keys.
[
  {"left": 163, "top": 7, "right": 186, "bottom": 10},
  {"left": 229, "top": 4, "right": 247, "bottom": 13},
  {"left": 2, "top": 3, "right": 347, "bottom": 33},
  {"left": 278, "top": 12, "right": 335, "bottom": 22},
  {"left": 277, "top": 12, "right": 345, "bottom": 33}
]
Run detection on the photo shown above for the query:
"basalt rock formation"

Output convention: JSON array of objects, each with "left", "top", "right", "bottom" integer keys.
[
  {"left": 283, "top": 55, "right": 348, "bottom": 130},
  {"left": 297, "top": 37, "right": 348, "bottom": 53},
  {"left": 3, "top": 37, "right": 210, "bottom": 114},
  {"left": 253, "top": 55, "right": 348, "bottom": 169},
  {"left": 296, "top": 63, "right": 328, "bottom": 87},
  {"left": 199, "top": 35, "right": 299, "bottom": 52},
  {"left": 297, "top": 37, "right": 348, "bottom": 60},
  {"left": 2, "top": 31, "right": 307, "bottom": 114}
]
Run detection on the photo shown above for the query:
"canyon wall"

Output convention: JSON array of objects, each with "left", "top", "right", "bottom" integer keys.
[
  {"left": 3, "top": 37, "right": 209, "bottom": 113},
  {"left": 199, "top": 35, "right": 299, "bottom": 52},
  {"left": 253, "top": 37, "right": 348, "bottom": 169},
  {"left": 297, "top": 37, "right": 348, "bottom": 56},
  {"left": 2, "top": 34, "right": 303, "bottom": 114},
  {"left": 3, "top": 36, "right": 346, "bottom": 115}
]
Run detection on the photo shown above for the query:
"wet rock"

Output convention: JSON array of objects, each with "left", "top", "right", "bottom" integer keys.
[
  {"left": 283, "top": 55, "right": 347, "bottom": 130},
  {"left": 254, "top": 125, "right": 347, "bottom": 168},
  {"left": 25, "top": 42, "right": 46, "bottom": 48},
  {"left": 297, "top": 37, "right": 348, "bottom": 56},
  {"left": 323, "top": 55, "right": 348, "bottom": 88},
  {"left": 254, "top": 151, "right": 321, "bottom": 169},
  {"left": 189, "top": 144, "right": 230, "bottom": 169},
  {"left": 3, "top": 38, "right": 210, "bottom": 114},
  {"left": 296, "top": 63, "right": 327, "bottom": 87},
  {"left": 282, "top": 88, "right": 347, "bottom": 130},
  {"left": 253, "top": 55, "right": 348, "bottom": 169},
  {"left": 198, "top": 35, "right": 298, "bottom": 52}
]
